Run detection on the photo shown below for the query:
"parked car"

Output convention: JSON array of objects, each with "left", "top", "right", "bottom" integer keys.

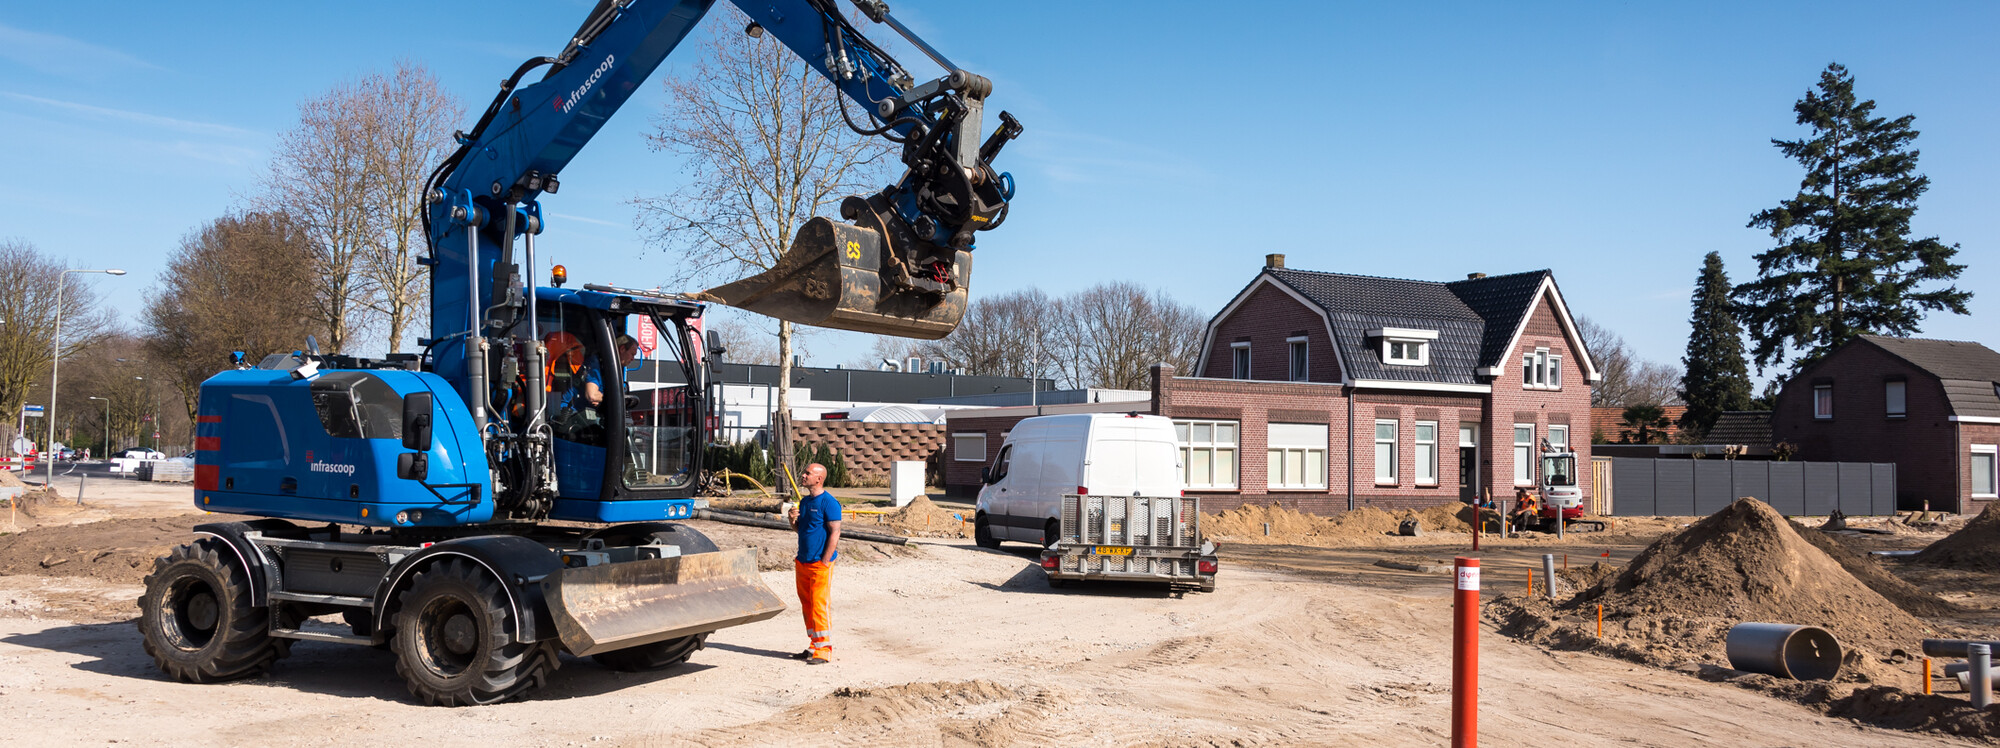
[
  {"left": 973, "top": 413, "right": 1184, "bottom": 549},
  {"left": 114, "top": 448, "right": 166, "bottom": 460},
  {"left": 56, "top": 448, "right": 79, "bottom": 461}
]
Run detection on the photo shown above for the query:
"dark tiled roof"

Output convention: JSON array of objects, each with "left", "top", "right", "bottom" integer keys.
[
  {"left": 1446, "top": 270, "right": 1553, "bottom": 369},
  {"left": 1262, "top": 268, "right": 1556, "bottom": 385},
  {"left": 1265, "top": 269, "right": 1486, "bottom": 384},
  {"left": 1705, "top": 411, "right": 1772, "bottom": 446},
  {"left": 1860, "top": 336, "right": 2000, "bottom": 419}
]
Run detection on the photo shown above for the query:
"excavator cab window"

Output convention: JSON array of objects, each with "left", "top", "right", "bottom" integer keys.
[
  {"left": 1541, "top": 455, "right": 1576, "bottom": 487},
  {"left": 620, "top": 311, "right": 700, "bottom": 492}
]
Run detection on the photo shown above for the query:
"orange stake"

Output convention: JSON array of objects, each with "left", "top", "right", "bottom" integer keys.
[
  {"left": 1924, "top": 658, "right": 1933, "bottom": 695},
  {"left": 1596, "top": 604, "right": 1603, "bottom": 637},
  {"left": 1563, "top": 553, "right": 1568, "bottom": 570},
  {"left": 1527, "top": 568, "right": 1534, "bottom": 594}
]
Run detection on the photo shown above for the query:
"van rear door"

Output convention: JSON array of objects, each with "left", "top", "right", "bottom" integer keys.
[{"left": 1083, "top": 418, "right": 1183, "bottom": 497}]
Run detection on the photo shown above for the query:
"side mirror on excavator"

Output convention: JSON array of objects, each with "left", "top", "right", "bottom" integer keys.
[
  {"left": 398, "top": 392, "right": 434, "bottom": 481},
  {"left": 705, "top": 329, "right": 726, "bottom": 360}
]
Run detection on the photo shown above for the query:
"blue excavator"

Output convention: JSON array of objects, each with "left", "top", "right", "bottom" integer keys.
[{"left": 137, "top": 0, "right": 1019, "bottom": 705}]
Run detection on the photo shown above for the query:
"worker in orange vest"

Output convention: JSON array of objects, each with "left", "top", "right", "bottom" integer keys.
[
  {"left": 1510, "top": 486, "right": 1541, "bottom": 530},
  {"left": 787, "top": 462, "right": 841, "bottom": 664}
]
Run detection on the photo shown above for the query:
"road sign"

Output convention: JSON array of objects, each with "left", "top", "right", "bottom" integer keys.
[
  {"left": 153, "top": 432, "right": 161, "bottom": 439},
  {"left": 22, "top": 405, "right": 43, "bottom": 419}
]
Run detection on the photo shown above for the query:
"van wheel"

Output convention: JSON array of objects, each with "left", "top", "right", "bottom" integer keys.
[
  {"left": 1043, "top": 519, "right": 1061, "bottom": 550},
  {"left": 973, "top": 516, "right": 1001, "bottom": 550}
]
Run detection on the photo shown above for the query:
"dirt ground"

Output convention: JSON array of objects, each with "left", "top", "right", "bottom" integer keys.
[{"left": 0, "top": 480, "right": 1991, "bottom": 746}]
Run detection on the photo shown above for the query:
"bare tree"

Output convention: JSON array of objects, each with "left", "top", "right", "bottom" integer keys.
[
  {"left": 1049, "top": 282, "right": 1203, "bottom": 390},
  {"left": 634, "top": 8, "right": 891, "bottom": 491},
  {"left": 143, "top": 212, "right": 325, "bottom": 423},
  {"left": 62, "top": 334, "right": 187, "bottom": 454},
  {"left": 258, "top": 79, "right": 375, "bottom": 353},
  {"left": 705, "top": 315, "right": 780, "bottom": 366},
  {"left": 1577, "top": 315, "right": 1682, "bottom": 407},
  {"left": 0, "top": 239, "right": 113, "bottom": 453},
  {"left": 914, "top": 288, "right": 1055, "bottom": 379},
  {"left": 356, "top": 61, "right": 460, "bottom": 353}
]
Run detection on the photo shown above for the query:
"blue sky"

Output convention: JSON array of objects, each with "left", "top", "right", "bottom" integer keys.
[{"left": 3, "top": 1, "right": 1995, "bottom": 384}]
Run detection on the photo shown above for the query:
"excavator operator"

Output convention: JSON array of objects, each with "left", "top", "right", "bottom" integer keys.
[{"left": 545, "top": 330, "right": 604, "bottom": 443}]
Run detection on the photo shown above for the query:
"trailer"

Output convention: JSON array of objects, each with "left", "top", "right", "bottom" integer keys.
[{"left": 1039, "top": 493, "right": 1217, "bottom": 593}]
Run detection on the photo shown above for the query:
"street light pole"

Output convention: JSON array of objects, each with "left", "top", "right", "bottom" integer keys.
[
  {"left": 88, "top": 396, "right": 109, "bottom": 459},
  {"left": 47, "top": 268, "right": 125, "bottom": 486}
]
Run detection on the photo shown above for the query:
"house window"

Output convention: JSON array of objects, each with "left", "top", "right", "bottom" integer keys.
[
  {"left": 1374, "top": 420, "right": 1399, "bottom": 485},
  {"left": 1288, "top": 337, "right": 1309, "bottom": 382},
  {"left": 1813, "top": 385, "right": 1833, "bottom": 419},
  {"left": 952, "top": 432, "right": 987, "bottom": 461},
  {"left": 1267, "top": 423, "right": 1328, "bottom": 489},
  {"left": 1372, "top": 327, "right": 1436, "bottom": 366},
  {"left": 1231, "top": 343, "right": 1252, "bottom": 380},
  {"left": 1548, "top": 425, "right": 1569, "bottom": 451},
  {"left": 1176, "top": 420, "right": 1239, "bottom": 490},
  {"left": 1414, "top": 421, "right": 1439, "bottom": 486},
  {"left": 1973, "top": 445, "right": 1997, "bottom": 499},
  {"left": 1513, "top": 425, "right": 1535, "bottom": 485},
  {"left": 1522, "top": 348, "right": 1561, "bottom": 390},
  {"left": 1885, "top": 381, "right": 1906, "bottom": 418}
]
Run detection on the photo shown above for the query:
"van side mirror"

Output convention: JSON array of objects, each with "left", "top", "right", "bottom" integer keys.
[{"left": 401, "top": 392, "right": 433, "bottom": 451}]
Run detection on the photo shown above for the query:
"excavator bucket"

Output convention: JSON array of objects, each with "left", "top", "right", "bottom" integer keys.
[
  {"left": 541, "top": 547, "right": 785, "bottom": 657},
  {"left": 699, "top": 217, "right": 970, "bottom": 340}
]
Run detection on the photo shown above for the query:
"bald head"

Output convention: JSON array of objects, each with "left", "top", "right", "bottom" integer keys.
[{"left": 802, "top": 463, "right": 828, "bottom": 492}]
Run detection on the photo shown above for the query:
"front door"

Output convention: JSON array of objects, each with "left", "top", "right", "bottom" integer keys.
[{"left": 1458, "top": 425, "right": 1479, "bottom": 501}]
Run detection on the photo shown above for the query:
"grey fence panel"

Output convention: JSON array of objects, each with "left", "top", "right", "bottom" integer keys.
[
  {"left": 1612, "top": 458, "right": 1656, "bottom": 517},
  {"left": 1836, "top": 463, "right": 1873, "bottom": 516},
  {"left": 1802, "top": 466, "right": 1839, "bottom": 516},
  {"left": 1655, "top": 461, "right": 1696, "bottom": 516},
  {"left": 1873, "top": 464, "right": 1896, "bottom": 514},
  {"left": 1733, "top": 463, "right": 1772, "bottom": 512},
  {"left": 1768, "top": 463, "right": 1806, "bottom": 516},
  {"left": 1601, "top": 458, "right": 1892, "bottom": 517},
  {"left": 1694, "top": 461, "right": 1735, "bottom": 514}
]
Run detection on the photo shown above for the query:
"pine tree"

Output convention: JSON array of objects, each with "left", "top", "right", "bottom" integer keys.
[
  {"left": 1735, "top": 63, "right": 1972, "bottom": 372},
  {"left": 1679, "top": 252, "right": 1754, "bottom": 437}
]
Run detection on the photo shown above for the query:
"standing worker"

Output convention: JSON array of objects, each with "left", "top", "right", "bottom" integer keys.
[{"left": 787, "top": 463, "right": 841, "bottom": 665}]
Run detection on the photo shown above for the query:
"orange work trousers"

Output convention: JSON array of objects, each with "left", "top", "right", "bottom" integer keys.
[{"left": 794, "top": 560, "right": 834, "bottom": 658}]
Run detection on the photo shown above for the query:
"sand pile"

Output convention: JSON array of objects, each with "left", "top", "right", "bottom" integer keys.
[
  {"left": 1206, "top": 502, "right": 1497, "bottom": 546},
  {"left": 1911, "top": 501, "right": 2000, "bottom": 570},
  {"left": 1494, "top": 498, "right": 1938, "bottom": 673},
  {"left": 877, "top": 496, "right": 967, "bottom": 538},
  {"left": 0, "top": 514, "right": 222, "bottom": 585}
]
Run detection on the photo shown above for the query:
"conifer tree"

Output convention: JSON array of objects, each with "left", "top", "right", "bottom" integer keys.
[
  {"left": 1679, "top": 252, "right": 1754, "bottom": 436},
  {"left": 1736, "top": 63, "right": 1972, "bottom": 372}
]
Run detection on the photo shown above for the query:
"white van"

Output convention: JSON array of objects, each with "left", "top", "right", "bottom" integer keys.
[{"left": 973, "top": 413, "right": 1183, "bottom": 549}]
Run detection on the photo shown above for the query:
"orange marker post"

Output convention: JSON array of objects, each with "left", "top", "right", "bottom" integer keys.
[
  {"left": 1924, "top": 658, "right": 1933, "bottom": 695},
  {"left": 1596, "top": 604, "right": 1603, "bottom": 637},
  {"left": 1526, "top": 567, "right": 1533, "bottom": 594},
  {"left": 1453, "top": 557, "right": 1480, "bottom": 748}
]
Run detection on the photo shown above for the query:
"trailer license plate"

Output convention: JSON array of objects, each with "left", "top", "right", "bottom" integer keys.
[{"left": 1092, "top": 546, "right": 1133, "bottom": 556}]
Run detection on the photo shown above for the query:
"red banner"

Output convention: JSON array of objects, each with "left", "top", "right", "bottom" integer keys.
[{"left": 635, "top": 315, "right": 659, "bottom": 358}]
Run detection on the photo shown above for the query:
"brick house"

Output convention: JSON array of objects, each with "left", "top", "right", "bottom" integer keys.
[
  {"left": 944, "top": 255, "right": 1599, "bottom": 515},
  {"left": 1771, "top": 335, "right": 2000, "bottom": 513}
]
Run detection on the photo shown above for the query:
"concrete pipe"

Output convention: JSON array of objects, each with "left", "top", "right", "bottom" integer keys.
[{"left": 1725, "top": 623, "right": 1843, "bottom": 681}]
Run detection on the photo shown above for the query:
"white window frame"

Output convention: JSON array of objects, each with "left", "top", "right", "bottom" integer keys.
[
  {"left": 1513, "top": 424, "right": 1535, "bottom": 485},
  {"left": 1176, "top": 419, "right": 1239, "bottom": 490},
  {"left": 1266, "top": 423, "right": 1329, "bottom": 490},
  {"left": 1288, "top": 336, "right": 1310, "bottom": 382},
  {"left": 1548, "top": 424, "right": 1569, "bottom": 451},
  {"left": 1231, "top": 342, "right": 1252, "bottom": 380},
  {"left": 1382, "top": 339, "right": 1430, "bottom": 366},
  {"left": 952, "top": 432, "right": 987, "bottom": 461},
  {"left": 1521, "top": 348, "right": 1562, "bottom": 391},
  {"left": 1973, "top": 444, "right": 1998, "bottom": 499},
  {"left": 1374, "top": 419, "right": 1399, "bottom": 485},
  {"left": 1813, "top": 385, "right": 1833, "bottom": 419},
  {"left": 1414, "top": 421, "right": 1439, "bottom": 486},
  {"left": 1885, "top": 381, "right": 1907, "bottom": 418}
]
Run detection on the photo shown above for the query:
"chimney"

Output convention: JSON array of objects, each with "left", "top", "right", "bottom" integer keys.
[
  {"left": 1466, "top": 272, "right": 1487, "bottom": 280},
  {"left": 1265, "top": 253, "right": 1285, "bottom": 269}
]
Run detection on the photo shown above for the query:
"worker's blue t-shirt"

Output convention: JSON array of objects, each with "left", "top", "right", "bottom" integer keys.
[
  {"left": 558, "top": 360, "right": 603, "bottom": 411},
  {"left": 795, "top": 491, "right": 842, "bottom": 563}
]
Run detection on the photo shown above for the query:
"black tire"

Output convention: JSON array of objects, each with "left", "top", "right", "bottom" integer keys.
[
  {"left": 591, "top": 632, "right": 708, "bottom": 672},
  {"left": 391, "top": 559, "right": 559, "bottom": 706},
  {"left": 1043, "top": 519, "right": 1061, "bottom": 551},
  {"left": 138, "top": 539, "right": 291, "bottom": 682},
  {"left": 974, "top": 516, "right": 1001, "bottom": 550},
  {"left": 1047, "top": 575, "right": 1067, "bottom": 589}
]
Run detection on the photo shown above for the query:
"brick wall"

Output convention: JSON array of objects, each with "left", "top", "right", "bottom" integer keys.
[
  {"left": 1485, "top": 294, "right": 1594, "bottom": 506},
  {"left": 1154, "top": 368, "right": 1353, "bottom": 513},
  {"left": 788, "top": 421, "right": 943, "bottom": 482},
  {"left": 941, "top": 415, "right": 1023, "bottom": 497},
  {"left": 1198, "top": 276, "right": 1341, "bottom": 382},
  {"left": 1961, "top": 423, "right": 2000, "bottom": 515},
  {"left": 1771, "top": 342, "right": 1970, "bottom": 511}
]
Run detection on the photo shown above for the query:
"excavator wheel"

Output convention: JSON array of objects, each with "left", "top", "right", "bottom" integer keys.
[
  {"left": 138, "top": 538, "right": 292, "bottom": 682},
  {"left": 392, "top": 559, "right": 559, "bottom": 706}
]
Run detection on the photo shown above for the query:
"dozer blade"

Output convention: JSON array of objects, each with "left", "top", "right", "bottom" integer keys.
[
  {"left": 541, "top": 547, "right": 785, "bottom": 657},
  {"left": 699, "top": 217, "right": 970, "bottom": 340}
]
